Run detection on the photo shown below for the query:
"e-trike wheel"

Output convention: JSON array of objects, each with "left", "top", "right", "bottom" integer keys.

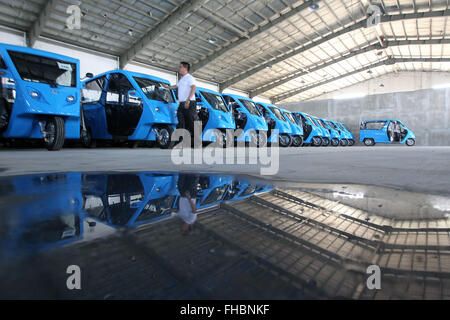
[
  {"left": 312, "top": 136, "right": 322, "bottom": 147},
  {"left": 348, "top": 139, "right": 355, "bottom": 146},
  {"left": 340, "top": 139, "right": 348, "bottom": 146},
  {"left": 291, "top": 135, "right": 303, "bottom": 147},
  {"left": 331, "top": 138, "right": 339, "bottom": 147},
  {"left": 156, "top": 126, "right": 175, "bottom": 149},
  {"left": 363, "top": 138, "right": 375, "bottom": 146},
  {"left": 406, "top": 138, "right": 415, "bottom": 146},
  {"left": 322, "top": 137, "right": 330, "bottom": 147},
  {"left": 279, "top": 134, "right": 291, "bottom": 147},
  {"left": 81, "top": 128, "right": 96, "bottom": 148},
  {"left": 44, "top": 117, "right": 65, "bottom": 151}
]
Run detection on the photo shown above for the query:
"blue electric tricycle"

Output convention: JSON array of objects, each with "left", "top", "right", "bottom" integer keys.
[
  {"left": 280, "top": 108, "right": 304, "bottom": 147},
  {"left": 82, "top": 172, "right": 179, "bottom": 227},
  {"left": 291, "top": 112, "right": 324, "bottom": 146},
  {"left": 335, "top": 122, "right": 355, "bottom": 146},
  {"left": 0, "top": 43, "right": 82, "bottom": 150},
  {"left": 360, "top": 119, "right": 416, "bottom": 146},
  {"left": 317, "top": 118, "right": 342, "bottom": 147},
  {"left": 81, "top": 70, "right": 178, "bottom": 149},
  {"left": 325, "top": 119, "right": 350, "bottom": 146},
  {"left": 195, "top": 87, "right": 235, "bottom": 146},
  {"left": 310, "top": 116, "right": 331, "bottom": 146},
  {"left": 223, "top": 94, "right": 268, "bottom": 146},
  {"left": 255, "top": 102, "right": 293, "bottom": 147}
]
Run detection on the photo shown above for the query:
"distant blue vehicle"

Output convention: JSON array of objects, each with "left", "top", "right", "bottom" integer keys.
[
  {"left": 81, "top": 70, "right": 177, "bottom": 149},
  {"left": 280, "top": 109, "right": 304, "bottom": 147},
  {"left": 255, "top": 102, "right": 293, "bottom": 147},
  {"left": 335, "top": 122, "right": 355, "bottom": 146},
  {"left": 0, "top": 43, "right": 82, "bottom": 150},
  {"left": 291, "top": 112, "right": 323, "bottom": 146},
  {"left": 311, "top": 116, "right": 332, "bottom": 146},
  {"left": 325, "top": 119, "right": 350, "bottom": 146},
  {"left": 194, "top": 87, "right": 235, "bottom": 146},
  {"left": 223, "top": 94, "right": 268, "bottom": 146},
  {"left": 360, "top": 119, "right": 416, "bottom": 146}
]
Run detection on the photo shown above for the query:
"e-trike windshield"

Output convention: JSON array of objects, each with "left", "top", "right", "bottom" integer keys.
[
  {"left": 200, "top": 91, "right": 229, "bottom": 112},
  {"left": 133, "top": 76, "right": 174, "bottom": 103},
  {"left": 8, "top": 50, "right": 77, "bottom": 87},
  {"left": 239, "top": 99, "right": 262, "bottom": 117}
]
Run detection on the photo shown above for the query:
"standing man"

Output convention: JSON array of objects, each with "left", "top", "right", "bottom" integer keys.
[{"left": 168, "top": 62, "right": 198, "bottom": 146}]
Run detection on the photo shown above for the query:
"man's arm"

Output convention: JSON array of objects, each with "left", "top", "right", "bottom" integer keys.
[{"left": 184, "top": 84, "right": 196, "bottom": 108}]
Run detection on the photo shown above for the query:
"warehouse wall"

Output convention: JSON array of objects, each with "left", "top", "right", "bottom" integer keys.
[
  {"left": 311, "top": 72, "right": 450, "bottom": 101},
  {"left": 279, "top": 87, "right": 450, "bottom": 146}
]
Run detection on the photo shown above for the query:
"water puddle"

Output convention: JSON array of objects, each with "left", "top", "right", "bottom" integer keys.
[{"left": 0, "top": 171, "right": 449, "bottom": 299}]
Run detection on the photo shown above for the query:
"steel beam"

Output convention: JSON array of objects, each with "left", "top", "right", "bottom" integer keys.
[
  {"left": 249, "top": 38, "right": 450, "bottom": 98},
  {"left": 27, "top": 0, "right": 57, "bottom": 47},
  {"left": 191, "top": 0, "right": 320, "bottom": 73},
  {"left": 220, "top": 9, "right": 450, "bottom": 92},
  {"left": 119, "top": 0, "right": 205, "bottom": 68},
  {"left": 271, "top": 57, "right": 450, "bottom": 103}
]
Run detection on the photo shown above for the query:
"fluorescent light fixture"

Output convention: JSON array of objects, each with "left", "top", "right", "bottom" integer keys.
[
  {"left": 432, "top": 83, "right": 450, "bottom": 89},
  {"left": 334, "top": 92, "right": 367, "bottom": 100}
]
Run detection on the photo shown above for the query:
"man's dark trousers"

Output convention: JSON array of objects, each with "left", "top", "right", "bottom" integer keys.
[{"left": 177, "top": 100, "right": 199, "bottom": 146}]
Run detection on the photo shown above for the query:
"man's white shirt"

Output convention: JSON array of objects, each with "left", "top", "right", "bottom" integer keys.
[
  {"left": 177, "top": 73, "right": 196, "bottom": 102},
  {"left": 178, "top": 197, "right": 197, "bottom": 224}
]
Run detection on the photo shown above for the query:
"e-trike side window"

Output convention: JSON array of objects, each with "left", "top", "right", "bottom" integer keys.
[
  {"left": 82, "top": 76, "right": 106, "bottom": 104},
  {"left": 361, "top": 121, "right": 386, "bottom": 130},
  {"left": 106, "top": 73, "right": 135, "bottom": 104},
  {"left": 0, "top": 55, "right": 6, "bottom": 69}
]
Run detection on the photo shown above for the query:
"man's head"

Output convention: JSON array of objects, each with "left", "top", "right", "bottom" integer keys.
[{"left": 179, "top": 62, "right": 190, "bottom": 76}]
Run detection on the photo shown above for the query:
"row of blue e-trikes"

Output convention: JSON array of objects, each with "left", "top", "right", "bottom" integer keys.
[{"left": 0, "top": 43, "right": 416, "bottom": 150}]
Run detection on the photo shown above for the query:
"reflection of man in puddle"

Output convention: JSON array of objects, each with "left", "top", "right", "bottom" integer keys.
[{"left": 177, "top": 174, "right": 199, "bottom": 234}]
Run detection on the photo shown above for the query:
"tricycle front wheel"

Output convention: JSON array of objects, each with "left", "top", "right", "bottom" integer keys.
[{"left": 44, "top": 117, "right": 65, "bottom": 151}]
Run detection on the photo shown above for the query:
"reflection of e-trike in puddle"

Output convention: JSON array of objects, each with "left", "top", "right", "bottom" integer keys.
[
  {"left": 0, "top": 43, "right": 82, "bottom": 150},
  {"left": 360, "top": 119, "right": 416, "bottom": 146}
]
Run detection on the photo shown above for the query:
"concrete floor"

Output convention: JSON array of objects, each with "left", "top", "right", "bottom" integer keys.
[{"left": 0, "top": 146, "right": 449, "bottom": 196}]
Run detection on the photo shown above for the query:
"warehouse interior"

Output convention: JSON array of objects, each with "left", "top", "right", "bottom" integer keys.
[{"left": 1, "top": 0, "right": 450, "bottom": 301}]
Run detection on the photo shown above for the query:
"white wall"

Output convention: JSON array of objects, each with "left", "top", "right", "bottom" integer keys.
[
  {"left": 0, "top": 26, "right": 26, "bottom": 46},
  {"left": 312, "top": 71, "right": 450, "bottom": 100},
  {"left": 34, "top": 38, "right": 119, "bottom": 78}
]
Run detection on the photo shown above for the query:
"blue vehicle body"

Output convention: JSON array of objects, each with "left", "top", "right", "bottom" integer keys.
[
  {"left": 82, "top": 172, "right": 179, "bottom": 228},
  {"left": 0, "top": 173, "right": 84, "bottom": 259},
  {"left": 337, "top": 122, "right": 355, "bottom": 142},
  {"left": 0, "top": 43, "right": 81, "bottom": 150},
  {"left": 195, "top": 175, "right": 233, "bottom": 210},
  {"left": 328, "top": 120, "right": 355, "bottom": 146},
  {"left": 255, "top": 102, "right": 293, "bottom": 147},
  {"left": 81, "top": 70, "right": 177, "bottom": 148},
  {"left": 360, "top": 119, "right": 416, "bottom": 146},
  {"left": 316, "top": 118, "right": 341, "bottom": 147},
  {"left": 291, "top": 112, "right": 324, "bottom": 146},
  {"left": 222, "top": 94, "right": 268, "bottom": 145},
  {"left": 310, "top": 116, "right": 332, "bottom": 146},
  {"left": 280, "top": 108, "right": 304, "bottom": 147},
  {"left": 195, "top": 87, "right": 235, "bottom": 144}
]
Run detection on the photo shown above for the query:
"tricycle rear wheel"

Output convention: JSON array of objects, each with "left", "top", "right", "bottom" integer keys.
[
  {"left": 406, "top": 138, "right": 415, "bottom": 146},
  {"left": 363, "top": 138, "right": 375, "bottom": 146},
  {"left": 44, "top": 117, "right": 65, "bottom": 151}
]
